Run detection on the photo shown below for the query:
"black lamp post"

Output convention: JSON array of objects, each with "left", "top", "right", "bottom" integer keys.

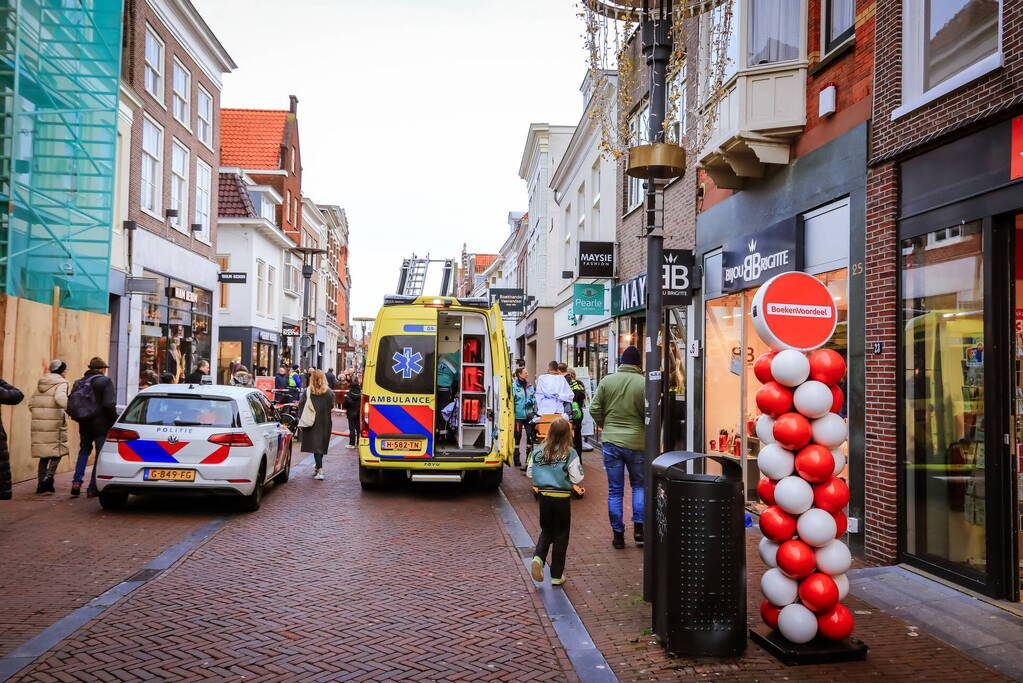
[{"left": 291, "top": 246, "right": 327, "bottom": 370}]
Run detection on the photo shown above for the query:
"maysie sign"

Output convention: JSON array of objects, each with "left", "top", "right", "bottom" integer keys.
[
  {"left": 573, "top": 283, "right": 605, "bottom": 316},
  {"left": 578, "top": 241, "right": 614, "bottom": 278}
]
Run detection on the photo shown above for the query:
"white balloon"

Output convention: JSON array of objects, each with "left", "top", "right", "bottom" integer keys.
[
  {"left": 833, "top": 573, "right": 850, "bottom": 600},
  {"left": 778, "top": 604, "right": 819, "bottom": 644},
  {"left": 771, "top": 350, "right": 810, "bottom": 387},
  {"left": 774, "top": 476, "right": 814, "bottom": 515},
  {"left": 815, "top": 540, "right": 852, "bottom": 575},
  {"left": 759, "top": 537, "right": 780, "bottom": 568},
  {"left": 756, "top": 414, "right": 777, "bottom": 445},
  {"left": 761, "top": 568, "right": 798, "bottom": 607},
  {"left": 797, "top": 508, "right": 838, "bottom": 547},
  {"left": 793, "top": 381, "right": 833, "bottom": 419},
  {"left": 811, "top": 414, "right": 848, "bottom": 448},
  {"left": 831, "top": 448, "right": 846, "bottom": 477},
  {"left": 757, "top": 443, "right": 795, "bottom": 480}
]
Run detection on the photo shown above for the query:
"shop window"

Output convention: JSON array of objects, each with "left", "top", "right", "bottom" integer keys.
[{"left": 704, "top": 294, "right": 743, "bottom": 468}]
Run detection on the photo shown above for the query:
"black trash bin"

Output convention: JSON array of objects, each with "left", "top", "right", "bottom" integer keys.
[{"left": 649, "top": 451, "right": 746, "bottom": 657}]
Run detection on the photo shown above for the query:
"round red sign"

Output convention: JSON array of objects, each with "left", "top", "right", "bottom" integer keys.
[{"left": 751, "top": 272, "right": 838, "bottom": 351}]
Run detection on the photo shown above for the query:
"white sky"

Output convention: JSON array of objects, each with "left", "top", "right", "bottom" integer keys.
[{"left": 194, "top": 0, "right": 587, "bottom": 320}]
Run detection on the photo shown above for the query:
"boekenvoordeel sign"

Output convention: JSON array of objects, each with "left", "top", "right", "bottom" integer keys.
[
  {"left": 750, "top": 271, "right": 837, "bottom": 351},
  {"left": 578, "top": 241, "right": 614, "bottom": 278},
  {"left": 722, "top": 217, "right": 800, "bottom": 292},
  {"left": 489, "top": 288, "right": 525, "bottom": 313}
]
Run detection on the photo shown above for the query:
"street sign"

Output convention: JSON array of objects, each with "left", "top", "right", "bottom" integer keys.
[
  {"left": 282, "top": 323, "right": 301, "bottom": 337},
  {"left": 489, "top": 288, "right": 525, "bottom": 313},
  {"left": 662, "top": 249, "right": 693, "bottom": 305},
  {"left": 751, "top": 271, "right": 837, "bottom": 352},
  {"left": 578, "top": 241, "right": 615, "bottom": 278},
  {"left": 125, "top": 277, "right": 158, "bottom": 294},
  {"left": 573, "top": 283, "right": 605, "bottom": 315},
  {"left": 218, "top": 272, "right": 247, "bottom": 283}
]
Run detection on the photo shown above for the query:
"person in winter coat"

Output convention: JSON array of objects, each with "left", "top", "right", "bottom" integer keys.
[
  {"left": 534, "top": 361, "right": 574, "bottom": 417},
  {"left": 0, "top": 377, "right": 25, "bottom": 500},
  {"left": 70, "top": 357, "right": 116, "bottom": 498},
  {"left": 185, "top": 360, "right": 209, "bottom": 385},
  {"left": 30, "top": 360, "right": 70, "bottom": 494},
  {"left": 588, "top": 345, "right": 646, "bottom": 549},
  {"left": 512, "top": 367, "right": 535, "bottom": 469},
  {"left": 230, "top": 365, "right": 253, "bottom": 387},
  {"left": 527, "top": 418, "right": 584, "bottom": 587},
  {"left": 325, "top": 368, "right": 338, "bottom": 390},
  {"left": 342, "top": 379, "right": 362, "bottom": 448},
  {"left": 298, "top": 369, "right": 335, "bottom": 480}
]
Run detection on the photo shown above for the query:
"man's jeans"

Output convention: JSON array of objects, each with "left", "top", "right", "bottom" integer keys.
[
  {"left": 73, "top": 428, "right": 104, "bottom": 492},
  {"left": 602, "top": 442, "right": 644, "bottom": 533}
]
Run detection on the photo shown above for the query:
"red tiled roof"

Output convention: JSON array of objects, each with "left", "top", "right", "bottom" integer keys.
[
  {"left": 220, "top": 109, "right": 289, "bottom": 169},
  {"left": 474, "top": 254, "right": 498, "bottom": 273},
  {"left": 217, "top": 172, "right": 256, "bottom": 218}
]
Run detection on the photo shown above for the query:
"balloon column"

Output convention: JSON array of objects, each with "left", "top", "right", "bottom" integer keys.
[{"left": 751, "top": 273, "right": 853, "bottom": 645}]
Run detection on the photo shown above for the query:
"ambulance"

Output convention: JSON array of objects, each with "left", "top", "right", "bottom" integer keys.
[{"left": 357, "top": 295, "right": 514, "bottom": 489}]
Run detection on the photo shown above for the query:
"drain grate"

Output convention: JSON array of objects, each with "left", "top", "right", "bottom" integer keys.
[{"left": 126, "top": 568, "right": 162, "bottom": 583}]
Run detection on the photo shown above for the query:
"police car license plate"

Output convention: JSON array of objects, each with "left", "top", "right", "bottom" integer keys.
[
  {"left": 381, "top": 439, "right": 422, "bottom": 451},
  {"left": 144, "top": 468, "right": 195, "bottom": 482}
]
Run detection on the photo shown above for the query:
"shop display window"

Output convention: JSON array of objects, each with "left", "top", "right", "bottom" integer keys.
[{"left": 138, "top": 271, "right": 213, "bottom": 387}]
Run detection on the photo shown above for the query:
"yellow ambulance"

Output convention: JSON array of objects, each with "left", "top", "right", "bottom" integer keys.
[{"left": 356, "top": 295, "right": 514, "bottom": 489}]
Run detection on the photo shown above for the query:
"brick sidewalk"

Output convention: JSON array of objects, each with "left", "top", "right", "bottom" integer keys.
[
  {"left": 0, "top": 469, "right": 222, "bottom": 658},
  {"left": 501, "top": 449, "right": 1010, "bottom": 681}
]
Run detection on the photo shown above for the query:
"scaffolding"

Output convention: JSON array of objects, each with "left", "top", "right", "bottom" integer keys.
[{"left": 0, "top": 0, "right": 122, "bottom": 314}]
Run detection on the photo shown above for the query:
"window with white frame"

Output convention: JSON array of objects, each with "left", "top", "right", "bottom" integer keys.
[
  {"left": 196, "top": 86, "right": 212, "bottom": 145},
  {"left": 563, "top": 205, "right": 572, "bottom": 274},
  {"left": 824, "top": 0, "right": 855, "bottom": 54},
  {"left": 266, "top": 264, "right": 276, "bottom": 317},
  {"left": 293, "top": 198, "right": 299, "bottom": 228},
  {"left": 701, "top": 3, "right": 738, "bottom": 101},
  {"left": 668, "top": 61, "right": 687, "bottom": 144},
  {"left": 171, "top": 60, "right": 190, "bottom": 126},
  {"left": 576, "top": 185, "right": 586, "bottom": 239},
  {"left": 256, "top": 259, "right": 267, "bottom": 314},
  {"left": 169, "top": 140, "right": 188, "bottom": 231},
  {"left": 140, "top": 117, "right": 162, "bottom": 214},
  {"left": 285, "top": 190, "right": 291, "bottom": 224},
  {"left": 626, "top": 102, "right": 649, "bottom": 212},
  {"left": 144, "top": 27, "right": 164, "bottom": 101},
  {"left": 194, "top": 159, "right": 212, "bottom": 241},
  {"left": 748, "top": 0, "right": 801, "bottom": 65},
  {"left": 290, "top": 146, "right": 296, "bottom": 174},
  {"left": 260, "top": 195, "right": 276, "bottom": 223},
  {"left": 900, "top": 0, "right": 1001, "bottom": 115},
  {"left": 284, "top": 252, "right": 300, "bottom": 294}
]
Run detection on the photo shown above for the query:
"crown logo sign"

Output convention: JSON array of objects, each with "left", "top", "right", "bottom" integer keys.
[
  {"left": 748, "top": 238, "right": 757, "bottom": 252},
  {"left": 665, "top": 253, "right": 677, "bottom": 264}
]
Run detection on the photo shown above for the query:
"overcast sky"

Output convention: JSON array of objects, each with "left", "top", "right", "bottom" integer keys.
[{"left": 194, "top": 0, "right": 587, "bottom": 320}]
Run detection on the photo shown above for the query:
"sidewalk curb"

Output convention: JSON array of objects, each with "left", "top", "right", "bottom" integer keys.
[{"left": 495, "top": 488, "right": 618, "bottom": 683}]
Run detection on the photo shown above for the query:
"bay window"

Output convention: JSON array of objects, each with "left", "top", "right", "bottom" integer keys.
[{"left": 748, "top": 0, "right": 801, "bottom": 65}]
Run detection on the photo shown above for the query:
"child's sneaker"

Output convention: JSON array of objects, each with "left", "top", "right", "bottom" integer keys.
[
  {"left": 551, "top": 576, "right": 566, "bottom": 586},
  {"left": 530, "top": 556, "right": 544, "bottom": 582}
]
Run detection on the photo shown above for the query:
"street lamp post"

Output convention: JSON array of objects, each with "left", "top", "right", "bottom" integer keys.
[
  {"left": 291, "top": 246, "right": 327, "bottom": 371},
  {"left": 353, "top": 316, "right": 375, "bottom": 381}
]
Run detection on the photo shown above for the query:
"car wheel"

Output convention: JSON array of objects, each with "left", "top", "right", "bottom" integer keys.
[
  {"left": 479, "top": 467, "right": 503, "bottom": 490},
  {"left": 239, "top": 460, "right": 266, "bottom": 512},
  {"left": 275, "top": 441, "right": 292, "bottom": 484},
  {"left": 359, "top": 464, "right": 380, "bottom": 490},
  {"left": 98, "top": 490, "right": 128, "bottom": 510}
]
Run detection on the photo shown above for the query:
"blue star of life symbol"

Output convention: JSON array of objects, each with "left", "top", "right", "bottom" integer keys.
[{"left": 392, "top": 347, "right": 424, "bottom": 379}]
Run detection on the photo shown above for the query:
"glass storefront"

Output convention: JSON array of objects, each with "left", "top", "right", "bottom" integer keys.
[
  {"left": 557, "top": 325, "right": 611, "bottom": 395},
  {"left": 139, "top": 270, "right": 212, "bottom": 387}
]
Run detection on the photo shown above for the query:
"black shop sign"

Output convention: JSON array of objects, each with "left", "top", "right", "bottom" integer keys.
[
  {"left": 489, "top": 288, "right": 525, "bottom": 313},
  {"left": 578, "top": 241, "right": 615, "bottom": 278},
  {"left": 721, "top": 217, "right": 800, "bottom": 292},
  {"left": 611, "top": 249, "right": 694, "bottom": 315}
]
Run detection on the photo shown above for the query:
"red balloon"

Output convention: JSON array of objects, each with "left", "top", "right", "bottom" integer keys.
[
  {"left": 754, "top": 352, "right": 778, "bottom": 384},
  {"left": 808, "top": 349, "right": 846, "bottom": 386},
  {"left": 760, "top": 599, "right": 781, "bottom": 629},
  {"left": 813, "top": 477, "right": 851, "bottom": 513},
  {"left": 795, "top": 445, "right": 836, "bottom": 483},
  {"left": 773, "top": 412, "right": 812, "bottom": 451},
  {"left": 756, "top": 382, "right": 793, "bottom": 418},
  {"left": 817, "top": 603, "right": 854, "bottom": 640},
  {"left": 759, "top": 505, "right": 797, "bottom": 542},
  {"left": 833, "top": 510, "right": 848, "bottom": 538},
  {"left": 830, "top": 384, "right": 844, "bottom": 414},
  {"left": 776, "top": 539, "right": 817, "bottom": 579},
  {"left": 757, "top": 476, "right": 777, "bottom": 506},
  {"left": 798, "top": 572, "right": 840, "bottom": 613}
]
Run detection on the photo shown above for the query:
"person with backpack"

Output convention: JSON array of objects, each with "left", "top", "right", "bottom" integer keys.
[
  {"left": 342, "top": 379, "right": 362, "bottom": 448},
  {"left": 67, "top": 357, "right": 117, "bottom": 497},
  {"left": 527, "top": 418, "right": 583, "bottom": 587},
  {"left": 0, "top": 377, "right": 24, "bottom": 500},
  {"left": 561, "top": 365, "right": 587, "bottom": 456},
  {"left": 30, "top": 360, "right": 70, "bottom": 494}
]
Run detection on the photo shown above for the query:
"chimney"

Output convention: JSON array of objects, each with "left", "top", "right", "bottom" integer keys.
[{"left": 289, "top": 95, "right": 298, "bottom": 114}]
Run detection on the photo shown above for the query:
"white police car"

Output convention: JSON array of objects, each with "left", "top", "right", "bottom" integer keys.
[{"left": 95, "top": 384, "right": 295, "bottom": 511}]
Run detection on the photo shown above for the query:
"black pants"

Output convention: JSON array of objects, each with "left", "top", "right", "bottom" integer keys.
[
  {"left": 37, "top": 457, "right": 60, "bottom": 483},
  {"left": 346, "top": 413, "right": 358, "bottom": 446},
  {"left": 572, "top": 419, "right": 583, "bottom": 454},
  {"left": 534, "top": 494, "right": 572, "bottom": 579},
  {"left": 313, "top": 453, "right": 324, "bottom": 469}
]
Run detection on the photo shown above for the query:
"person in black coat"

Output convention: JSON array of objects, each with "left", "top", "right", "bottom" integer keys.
[
  {"left": 71, "top": 357, "right": 117, "bottom": 497},
  {"left": 342, "top": 380, "right": 362, "bottom": 448},
  {"left": 185, "top": 359, "right": 209, "bottom": 385},
  {"left": 325, "top": 368, "right": 337, "bottom": 390},
  {"left": 0, "top": 378, "right": 25, "bottom": 500},
  {"left": 298, "top": 369, "right": 336, "bottom": 480}
]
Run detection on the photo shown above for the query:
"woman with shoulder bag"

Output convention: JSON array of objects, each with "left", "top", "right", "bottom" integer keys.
[{"left": 298, "top": 369, "right": 335, "bottom": 480}]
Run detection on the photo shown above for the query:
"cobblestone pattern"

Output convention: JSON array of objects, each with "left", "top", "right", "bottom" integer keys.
[
  {"left": 502, "top": 450, "right": 1008, "bottom": 681},
  {"left": 13, "top": 443, "right": 574, "bottom": 681}
]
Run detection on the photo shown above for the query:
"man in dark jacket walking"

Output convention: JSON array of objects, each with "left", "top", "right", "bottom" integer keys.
[
  {"left": 70, "top": 357, "right": 117, "bottom": 497},
  {"left": 0, "top": 378, "right": 25, "bottom": 500},
  {"left": 342, "top": 380, "right": 362, "bottom": 448}
]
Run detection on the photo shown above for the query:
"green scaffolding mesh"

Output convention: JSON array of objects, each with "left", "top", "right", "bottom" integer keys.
[{"left": 0, "top": 0, "right": 122, "bottom": 314}]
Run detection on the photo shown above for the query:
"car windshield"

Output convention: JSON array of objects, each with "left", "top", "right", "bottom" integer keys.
[{"left": 121, "top": 395, "right": 239, "bottom": 428}]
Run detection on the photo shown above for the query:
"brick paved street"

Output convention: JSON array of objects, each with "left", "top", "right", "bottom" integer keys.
[{"left": 502, "top": 448, "right": 1011, "bottom": 682}]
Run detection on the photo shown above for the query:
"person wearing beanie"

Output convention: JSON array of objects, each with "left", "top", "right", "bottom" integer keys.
[
  {"left": 588, "top": 345, "right": 646, "bottom": 549},
  {"left": 30, "top": 360, "right": 70, "bottom": 494},
  {"left": 68, "top": 357, "right": 116, "bottom": 497}
]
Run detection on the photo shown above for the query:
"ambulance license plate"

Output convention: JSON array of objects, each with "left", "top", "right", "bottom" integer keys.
[
  {"left": 144, "top": 468, "right": 195, "bottom": 482},
  {"left": 381, "top": 439, "right": 422, "bottom": 451}
]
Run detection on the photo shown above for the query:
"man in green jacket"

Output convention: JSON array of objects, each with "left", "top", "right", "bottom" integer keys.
[{"left": 588, "top": 345, "right": 645, "bottom": 549}]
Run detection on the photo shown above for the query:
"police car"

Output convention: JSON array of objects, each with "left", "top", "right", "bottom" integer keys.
[{"left": 95, "top": 385, "right": 295, "bottom": 511}]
